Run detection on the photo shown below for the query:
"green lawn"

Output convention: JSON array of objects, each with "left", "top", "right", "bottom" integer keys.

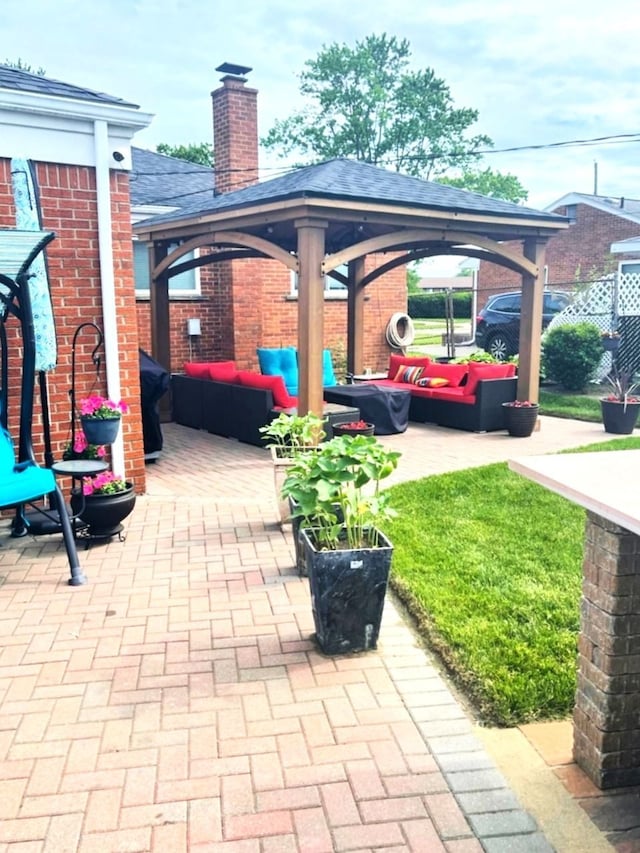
[{"left": 384, "top": 435, "right": 640, "bottom": 727}]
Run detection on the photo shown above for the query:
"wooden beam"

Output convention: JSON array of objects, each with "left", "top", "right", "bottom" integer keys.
[
  {"left": 517, "top": 238, "right": 547, "bottom": 403},
  {"left": 347, "top": 258, "right": 366, "bottom": 376},
  {"left": 295, "top": 219, "right": 327, "bottom": 417},
  {"left": 149, "top": 242, "right": 172, "bottom": 421}
]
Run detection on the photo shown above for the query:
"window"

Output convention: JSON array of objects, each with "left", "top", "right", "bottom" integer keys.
[
  {"left": 290, "top": 264, "right": 348, "bottom": 298},
  {"left": 133, "top": 241, "right": 200, "bottom": 297},
  {"left": 620, "top": 261, "right": 640, "bottom": 276},
  {"left": 491, "top": 295, "right": 520, "bottom": 314}
]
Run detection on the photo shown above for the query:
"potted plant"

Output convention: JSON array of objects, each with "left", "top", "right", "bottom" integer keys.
[
  {"left": 62, "top": 433, "right": 107, "bottom": 461},
  {"left": 600, "top": 369, "right": 640, "bottom": 434},
  {"left": 332, "top": 419, "right": 375, "bottom": 437},
  {"left": 79, "top": 395, "right": 129, "bottom": 446},
  {"left": 501, "top": 400, "right": 539, "bottom": 437},
  {"left": 282, "top": 434, "right": 401, "bottom": 655},
  {"left": 70, "top": 471, "right": 136, "bottom": 540},
  {"left": 259, "top": 411, "right": 326, "bottom": 525}
]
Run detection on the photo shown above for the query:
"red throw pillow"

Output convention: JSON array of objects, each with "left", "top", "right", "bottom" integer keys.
[
  {"left": 464, "top": 362, "right": 516, "bottom": 396},
  {"left": 387, "top": 354, "right": 431, "bottom": 380},
  {"left": 184, "top": 361, "right": 235, "bottom": 379},
  {"left": 208, "top": 363, "right": 239, "bottom": 383},
  {"left": 420, "top": 362, "right": 468, "bottom": 387},
  {"left": 236, "top": 371, "right": 294, "bottom": 409}
]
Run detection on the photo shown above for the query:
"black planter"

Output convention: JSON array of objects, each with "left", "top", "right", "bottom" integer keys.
[
  {"left": 600, "top": 399, "right": 640, "bottom": 435},
  {"left": 71, "top": 482, "right": 136, "bottom": 538},
  {"left": 290, "top": 499, "right": 343, "bottom": 577},
  {"left": 502, "top": 403, "right": 539, "bottom": 437},
  {"left": 332, "top": 422, "right": 375, "bottom": 437},
  {"left": 300, "top": 527, "right": 393, "bottom": 655},
  {"left": 80, "top": 416, "right": 121, "bottom": 446}
]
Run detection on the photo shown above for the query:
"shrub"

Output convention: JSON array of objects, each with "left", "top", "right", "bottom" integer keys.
[
  {"left": 408, "top": 291, "right": 472, "bottom": 319},
  {"left": 542, "top": 323, "right": 603, "bottom": 391}
]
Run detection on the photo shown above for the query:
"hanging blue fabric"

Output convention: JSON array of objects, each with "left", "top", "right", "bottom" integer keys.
[{"left": 10, "top": 158, "right": 57, "bottom": 371}]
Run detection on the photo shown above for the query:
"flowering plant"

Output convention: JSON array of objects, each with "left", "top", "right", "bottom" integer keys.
[
  {"left": 502, "top": 400, "right": 538, "bottom": 407},
  {"left": 601, "top": 330, "right": 620, "bottom": 339},
  {"left": 62, "top": 433, "right": 106, "bottom": 461},
  {"left": 79, "top": 395, "right": 129, "bottom": 420},
  {"left": 336, "top": 420, "right": 373, "bottom": 429},
  {"left": 82, "top": 471, "right": 129, "bottom": 496},
  {"left": 603, "top": 369, "right": 639, "bottom": 406}
]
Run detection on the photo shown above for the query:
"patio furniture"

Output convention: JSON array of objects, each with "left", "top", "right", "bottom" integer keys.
[
  {"left": 0, "top": 229, "right": 86, "bottom": 585},
  {"left": 323, "top": 384, "right": 411, "bottom": 435}
]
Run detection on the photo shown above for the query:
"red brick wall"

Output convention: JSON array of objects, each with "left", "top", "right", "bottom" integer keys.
[
  {"left": 0, "top": 158, "right": 146, "bottom": 492},
  {"left": 212, "top": 77, "right": 259, "bottom": 194},
  {"left": 477, "top": 204, "right": 640, "bottom": 308}
]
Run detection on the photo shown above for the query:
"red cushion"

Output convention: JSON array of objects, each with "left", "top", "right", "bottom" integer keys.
[
  {"left": 464, "top": 362, "right": 516, "bottom": 396},
  {"left": 429, "top": 388, "right": 476, "bottom": 404},
  {"left": 387, "top": 354, "right": 431, "bottom": 380},
  {"left": 208, "top": 363, "right": 239, "bottom": 383},
  {"left": 184, "top": 361, "right": 235, "bottom": 379},
  {"left": 420, "top": 362, "right": 468, "bottom": 387},
  {"left": 236, "top": 371, "right": 294, "bottom": 408}
]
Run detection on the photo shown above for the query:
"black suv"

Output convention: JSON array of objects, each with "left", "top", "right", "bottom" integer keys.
[{"left": 475, "top": 290, "right": 570, "bottom": 360}]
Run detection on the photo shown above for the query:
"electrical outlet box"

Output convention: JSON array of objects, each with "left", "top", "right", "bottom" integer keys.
[{"left": 187, "top": 318, "right": 201, "bottom": 336}]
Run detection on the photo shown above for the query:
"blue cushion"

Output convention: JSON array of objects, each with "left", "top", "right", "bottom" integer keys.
[
  {"left": 0, "top": 427, "right": 56, "bottom": 508},
  {"left": 257, "top": 347, "right": 299, "bottom": 395},
  {"left": 323, "top": 349, "right": 338, "bottom": 387}
]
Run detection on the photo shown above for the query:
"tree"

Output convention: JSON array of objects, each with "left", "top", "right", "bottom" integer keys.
[
  {"left": 3, "top": 58, "right": 46, "bottom": 76},
  {"left": 406, "top": 265, "right": 421, "bottom": 293},
  {"left": 262, "top": 33, "right": 526, "bottom": 201},
  {"left": 438, "top": 167, "right": 528, "bottom": 204},
  {"left": 156, "top": 142, "right": 214, "bottom": 167}
]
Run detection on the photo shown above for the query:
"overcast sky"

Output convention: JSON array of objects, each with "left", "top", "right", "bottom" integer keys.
[{"left": 2, "top": 0, "right": 639, "bottom": 214}]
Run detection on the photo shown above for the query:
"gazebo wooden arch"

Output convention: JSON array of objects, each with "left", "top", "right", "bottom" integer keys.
[{"left": 134, "top": 158, "right": 568, "bottom": 417}]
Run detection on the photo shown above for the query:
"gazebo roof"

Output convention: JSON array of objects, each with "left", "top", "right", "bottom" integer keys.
[{"left": 138, "top": 157, "right": 566, "bottom": 233}]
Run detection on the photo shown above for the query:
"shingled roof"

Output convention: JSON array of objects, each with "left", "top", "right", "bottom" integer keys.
[
  {"left": 138, "top": 157, "right": 566, "bottom": 228},
  {"left": 0, "top": 64, "right": 138, "bottom": 107},
  {"left": 130, "top": 148, "right": 214, "bottom": 209}
]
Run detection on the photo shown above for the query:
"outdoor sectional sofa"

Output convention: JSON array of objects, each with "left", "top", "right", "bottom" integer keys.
[{"left": 365, "top": 354, "right": 518, "bottom": 432}]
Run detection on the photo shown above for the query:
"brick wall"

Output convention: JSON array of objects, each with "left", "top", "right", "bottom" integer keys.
[
  {"left": 1, "top": 158, "right": 146, "bottom": 492},
  {"left": 477, "top": 204, "right": 640, "bottom": 308}
]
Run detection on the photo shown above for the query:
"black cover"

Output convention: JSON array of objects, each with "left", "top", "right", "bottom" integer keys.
[
  {"left": 323, "top": 384, "right": 411, "bottom": 435},
  {"left": 139, "top": 349, "right": 170, "bottom": 454}
]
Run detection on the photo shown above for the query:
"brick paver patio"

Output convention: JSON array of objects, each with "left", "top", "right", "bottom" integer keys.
[{"left": 0, "top": 417, "right": 622, "bottom": 851}]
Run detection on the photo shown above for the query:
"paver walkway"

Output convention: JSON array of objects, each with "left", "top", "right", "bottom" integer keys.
[{"left": 0, "top": 417, "right": 624, "bottom": 851}]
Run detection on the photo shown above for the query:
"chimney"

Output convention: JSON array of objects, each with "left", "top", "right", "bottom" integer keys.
[{"left": 212, "top": 63, "right": 259, "bottom": 195}]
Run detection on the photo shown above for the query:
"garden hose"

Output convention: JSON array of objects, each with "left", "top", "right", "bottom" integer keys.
[{"left": 385, "top": 313, "right": 415, "bottom": 349}]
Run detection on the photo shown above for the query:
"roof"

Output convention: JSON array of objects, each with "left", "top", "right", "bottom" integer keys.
[
  {"left": 138, "top": 157, "right": 568, "bottom": 228},
  {"left": 130, "top": 148, "right": 214, "bottom": 209},
  {"left": 0, "top": 64, "right": 138, "bottom": 108},
  {"left": 545, "top": 192, "right": 640, "bottom": 226}
]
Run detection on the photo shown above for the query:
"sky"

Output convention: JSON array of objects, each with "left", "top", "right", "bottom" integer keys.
[{"left": 2, "top": 0, "right": 639, "bottom": 272}]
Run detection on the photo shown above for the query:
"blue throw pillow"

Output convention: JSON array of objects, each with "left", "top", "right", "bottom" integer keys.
[
  {"left": 257, "top": 347, "right": 299, "bottom": 395},
  {"left": 323, "top": 349, "right": 337, "bottom": 387}
]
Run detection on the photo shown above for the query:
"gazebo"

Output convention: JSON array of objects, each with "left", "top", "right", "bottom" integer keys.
[{"left": 134, "top": 158, "right": 568, "bottom": 416}]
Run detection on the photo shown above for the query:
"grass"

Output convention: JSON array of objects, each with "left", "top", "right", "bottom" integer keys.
[
  {"left": 539, "top": 385, "right": 604, "bottom": 421},
  {"left": 384, "top": 435, "right": 640, "bottom": 727}
]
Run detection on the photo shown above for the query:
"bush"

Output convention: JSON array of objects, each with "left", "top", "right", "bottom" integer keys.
[
  {"left": 542, "top": 323, "right": 603, "bottom": 391},
  {"left": 408, "top": 291, "right": 472, "bottom": 319}
]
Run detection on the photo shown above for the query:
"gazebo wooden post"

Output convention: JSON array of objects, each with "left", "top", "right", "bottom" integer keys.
[
  {"left": 296, "top": 218, "right": 328, "bottom": 416},
  {"left": 346, "top": 258, "right": 366, "bottom": 377},
  {"left": 150, "top": 240, "right": 171, "bottom": 420},
  {"left": 517, "top": 237, "right": 547, "bottom": 403}
]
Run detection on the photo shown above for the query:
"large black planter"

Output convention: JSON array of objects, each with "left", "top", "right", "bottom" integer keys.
[
  {"left": 300, "top": 527, "right": 393, "bottom": 655},
  {"left": 290, "top": 499, "right": 343, "bottom": 577},
  {"left": 502, "top": 403, "right": 539, "bottom": 437},
  {"left": 80, "top": 416, "right": 121, "bottom": 446},
  {"left": 332, "top": 422, "right": 375, "bottom": 437},
  {"left": 600, "top": 399, "right": 640, "bottom": 435},
  {"left": 71, "top": 482, "right": 136, "bottom": 539}
]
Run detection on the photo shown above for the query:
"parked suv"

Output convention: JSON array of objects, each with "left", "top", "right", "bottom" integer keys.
[{"left": 475, "top": 290, "right": 571, "bottom": 360}]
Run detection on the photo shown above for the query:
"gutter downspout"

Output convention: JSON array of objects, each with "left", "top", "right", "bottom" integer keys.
[{"left": 93, "top": 119, "right": 125, "bottom": 476}]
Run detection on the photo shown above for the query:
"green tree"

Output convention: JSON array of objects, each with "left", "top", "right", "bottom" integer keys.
[
  {"left": 3, "top": 58, "right": 46, "bottom": 76},
  {"left": 262, "top": 33, "right": 527, "bottom": 201},
  {"left": 406, "top": 265, "right": 421, "bottom": 294},
  {"left": 156, "top": 142, "right": 214, "bottom": 167},
  {"left": 439, "top": 167, "right": 528, "bottom": 204}
]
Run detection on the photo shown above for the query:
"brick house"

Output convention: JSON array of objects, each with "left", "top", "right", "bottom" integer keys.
[
  {"left": 478, "top": 192, "right": 640, "bottom": 307},
  {"left": 0, "top": 65, "right": 152, "bottom": 492}
]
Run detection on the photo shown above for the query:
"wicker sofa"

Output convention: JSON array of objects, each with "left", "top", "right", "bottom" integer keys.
[{"left": 365, "top": 354, "right": 518, "bottom": 432}]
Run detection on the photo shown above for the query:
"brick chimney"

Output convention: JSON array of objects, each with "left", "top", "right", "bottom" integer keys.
[{"left": 212, "top": 63, "right": 259, "bottom": 194}]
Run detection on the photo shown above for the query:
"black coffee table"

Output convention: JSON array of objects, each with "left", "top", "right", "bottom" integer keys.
[{"left": 323, "top": 384, "right": 411, "bottom": 435}]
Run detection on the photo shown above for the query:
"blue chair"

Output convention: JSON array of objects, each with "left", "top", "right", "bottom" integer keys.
[
  {"left": 257, "top": 347, "right": 338, "bottom": 394},
  {"left": 0, "top": 425, "right": 86, "bottom": 585}
]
